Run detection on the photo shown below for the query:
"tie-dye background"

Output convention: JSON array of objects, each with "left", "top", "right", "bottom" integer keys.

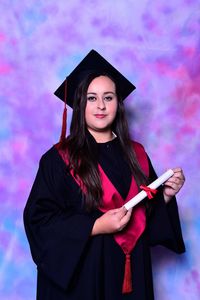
[{"left": 0, "top": 1, "right": 200, "bottom": 299}]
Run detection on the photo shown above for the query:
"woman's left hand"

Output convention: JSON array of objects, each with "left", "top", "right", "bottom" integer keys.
[{"left": 163, "top": 168, "right": 185, "bottom": 203}]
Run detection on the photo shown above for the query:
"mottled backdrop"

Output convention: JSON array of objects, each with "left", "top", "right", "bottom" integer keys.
[{"left": 0, "top": 0, "right": 200, "bottom": 299}]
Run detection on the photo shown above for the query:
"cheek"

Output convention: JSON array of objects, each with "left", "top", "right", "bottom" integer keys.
[
  {"left": 85, "top": 103, "right": 92, "bottom": 122},
  {"left": 110, "top": 102, "right": 118, "bottom": 116}
]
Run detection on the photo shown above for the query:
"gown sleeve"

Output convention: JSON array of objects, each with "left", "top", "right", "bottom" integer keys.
[
  {"left": 23, "top": 147, "right": 97, "bottom": 290},
  {"left": 146, "top": 156, "right": 185, "bottom": 254}
]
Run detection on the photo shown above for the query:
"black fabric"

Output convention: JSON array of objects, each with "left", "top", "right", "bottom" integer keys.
[
  {"left": 97, "top": 138, "right": 132, "bottom": 200},
  {"left": 24, "top": 141, "right": 185, "bottom": 300}
]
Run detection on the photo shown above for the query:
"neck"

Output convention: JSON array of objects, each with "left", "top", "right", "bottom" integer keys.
[{"left": 87, "top": 128, "right": 116, "bottom": 143}]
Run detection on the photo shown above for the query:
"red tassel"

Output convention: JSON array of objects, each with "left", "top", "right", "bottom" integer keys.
[
  {"left": 122, "top": 254, "right": 133, "bottom": 293},
  {"left": 59, "top": 106, "right": 67, "bottom": 143},
  {"left": 59, "top": 80, "right": 67, "bottom": 145}
]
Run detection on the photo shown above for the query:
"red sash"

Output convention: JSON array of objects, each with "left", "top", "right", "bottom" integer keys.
[{"left": 55, "top": 141, "right": 149, "bottom": 294}]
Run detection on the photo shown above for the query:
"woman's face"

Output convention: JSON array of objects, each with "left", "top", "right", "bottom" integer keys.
[{"left": 85, "top": 75, "right": 118, "bottom": 138}]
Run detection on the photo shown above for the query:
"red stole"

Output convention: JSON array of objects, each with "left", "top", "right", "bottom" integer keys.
[
  {"left": 55, "top": 141, "right": 149, "bottom": 294},
  {"left": 98, "top": 141, "right": 149, "bottom": 293}
]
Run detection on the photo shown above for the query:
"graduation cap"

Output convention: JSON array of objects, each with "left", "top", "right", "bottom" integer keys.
[{"left": 54, "top": 49, "right": 136, "bottom": 142}]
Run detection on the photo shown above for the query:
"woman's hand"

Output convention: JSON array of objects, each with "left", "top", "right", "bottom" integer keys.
[
  {"left": 91, "top": 206, "right": 132, "bottom": 236},
  {"left": 163, "top": 167, "right": 185, "bottom": 203}
]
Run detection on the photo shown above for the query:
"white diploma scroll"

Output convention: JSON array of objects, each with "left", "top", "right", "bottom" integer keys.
[{"left": 124, "top": 169, "right": 174, "bottom": 210}]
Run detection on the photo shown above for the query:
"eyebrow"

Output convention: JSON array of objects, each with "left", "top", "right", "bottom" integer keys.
[{"left": 87, "top": 92, "right": 116, "bottom": 95}]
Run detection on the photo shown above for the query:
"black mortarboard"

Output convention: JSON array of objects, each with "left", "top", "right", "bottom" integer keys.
[
  {"left": 54, "top": 49, "right": 136, "bottom": 108},
  {"left": 54, "top": 49, "right": 136, "bottom": 144}
]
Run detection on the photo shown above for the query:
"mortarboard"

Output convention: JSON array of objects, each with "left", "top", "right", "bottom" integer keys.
[
  {"left": 54, "top": 49, "right": 136, "bottom": 142},
  {"left": 54, "top": 49, "right": 136, "bottom": 108}
]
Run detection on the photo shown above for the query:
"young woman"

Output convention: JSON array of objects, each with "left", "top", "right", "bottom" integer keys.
[{"left": 24, "top": 50, "right": 185, "bottom": 300}]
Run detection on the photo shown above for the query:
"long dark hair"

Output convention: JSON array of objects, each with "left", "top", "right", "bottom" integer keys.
[{"left": 60, "top": 72, "right": 148, "bottom": 211}]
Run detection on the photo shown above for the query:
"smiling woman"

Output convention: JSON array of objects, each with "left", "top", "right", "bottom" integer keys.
[
  {"left": 85, "top": 76, "right": 118, "bottom": 142},
  {"left": 23, "top": 50, "right": 185, "bottom": 300}
]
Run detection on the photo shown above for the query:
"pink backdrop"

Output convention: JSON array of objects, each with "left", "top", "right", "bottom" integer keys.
[{"left": 0, "top": 1, "right": 200, "bottom": 299}]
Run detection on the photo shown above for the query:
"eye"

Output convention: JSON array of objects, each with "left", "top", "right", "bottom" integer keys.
[
  {"left": 87, "top": 96, "right": 96, "bottom": 102},
  {"left": 104, "top": 96, "right": 113, "bottom": 101}
]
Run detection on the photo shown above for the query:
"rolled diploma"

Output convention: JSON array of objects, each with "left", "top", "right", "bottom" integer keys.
[{"left": 124, "top": 169, "right": 174, "bottom": 210}]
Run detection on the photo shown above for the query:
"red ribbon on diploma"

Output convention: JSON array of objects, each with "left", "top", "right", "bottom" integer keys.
[{"left": 140, "top": 185, "right": 157, "bottom": 199}]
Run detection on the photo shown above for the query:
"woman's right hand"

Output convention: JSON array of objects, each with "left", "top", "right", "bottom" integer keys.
[{"left": 91, "top": 206, "right": 132, "bottom": 236}]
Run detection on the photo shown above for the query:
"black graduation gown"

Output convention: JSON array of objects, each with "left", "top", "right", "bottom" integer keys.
[{"left": 23, "top": 139, "right": 185, "bottom": 300}]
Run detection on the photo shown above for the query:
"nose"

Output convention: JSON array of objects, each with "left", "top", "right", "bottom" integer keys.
[{"left": 97, "top": 97, "right": 106, "bottom": 110}]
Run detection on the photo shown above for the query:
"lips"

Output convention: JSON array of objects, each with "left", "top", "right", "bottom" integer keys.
[{"left": 94, "top": 114, "right": 106, "bottom": 119}]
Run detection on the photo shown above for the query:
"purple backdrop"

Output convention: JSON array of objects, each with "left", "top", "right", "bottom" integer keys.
[{"left": 0, "top": 1, "right": 200, "bottom": 299}]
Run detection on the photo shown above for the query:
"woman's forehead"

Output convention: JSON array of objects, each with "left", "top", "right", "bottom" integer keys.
[{"left": 87, "top": 75, "right": 116, "bottom": 92}]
